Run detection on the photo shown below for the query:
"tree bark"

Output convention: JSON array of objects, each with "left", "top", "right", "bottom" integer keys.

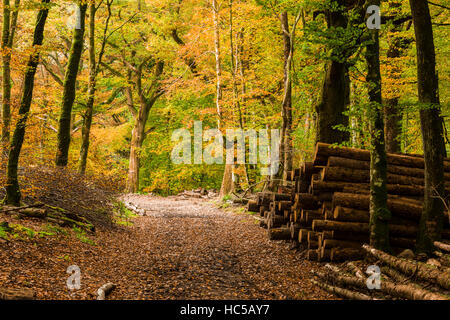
[
  {"left": 268, "top": 227, "right": 291, "bottom": 240},
  {"left": 5, "top": 0, "right": 50, "bottom": 205},
  {"left": 55, "top": 2, "right": 87, "bottom": 167},
  {"left": 279, "top": 11, "right": 292, "bottom": 176},
  {"left": 125, "top": 58, "right": 164, "bottom": 193},
  {"left": 363, "top": 244, "right": 450, "bottom": 290},
  {"left": 315, "top": 0, "right": 349, "bottom": 144},
  {"left": 332, "top": 192, "right": 423, "bottom": 221},
  {"left": 409, "top": 0, "right": 447, "bottom": 254},
  {"left": 78, "top": 0, "right": 112, "bottom": 174},
  {"left": 1, "top": 0, "right": 20, "bottom": 149},
  {"left": 314, "top": 142, "right": 450, "bottom": 169}
]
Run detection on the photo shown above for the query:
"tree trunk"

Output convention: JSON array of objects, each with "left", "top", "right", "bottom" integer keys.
[
  {"left": 212, "top": 0, "right": 222, "bottom": 125},
  {"left": 384, "top": 98, "right": 402, "bottom": 153},
  {"left": 213, "top": 0, "right": 233, "bottom": 197},
  {"left": 229, "top": 0, "right": 248, "bottom": 187},
  {"left": 315, "top": 0, "right": 349, "bottom": 144},
  {"left": 1, "top": 0, "right": 20, "bottom": 149},
  {"left": 78, "top": 1, "right": 112, "bottom": 174},
  {"left": 366, "top": 0, "right": 391, "bottom": 251},
  {"left": 5, "top": 0, "right": 50, "bottom": 205},
  {"left": 78, "top": 3, "right": 96, "bottom": 174},
  {"left": 279, "top": 11, "right": 292, "bottom": 176},
  {"left": 409, "top": 0, "right": 446, "bottom": 254},
  {"left": 126, "top": 98, "right": 155, "bottom": 193},
  {"left": 55, "top": 3, "right": 87, "bottom": 166}
]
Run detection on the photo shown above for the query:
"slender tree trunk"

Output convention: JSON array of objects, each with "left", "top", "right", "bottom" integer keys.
[
  {"left": 229, "top": 0, "right": 248, "bottom": 187},
  {"left": 55, "top": 3, "right": 87, "bottom": 166},
  {"left": 127, "top": 108, "right": 146, "bottom": 193},
  {"left": 213, "top": 0, "right": 233, "bottom": 197},
  {"left": 212, "top": 0, "right": 222, "bottom": 126},
  {"left": 1, "top": 0, "right": 20, "bottom": 149},
  {"left": 365, "top": 0, "right": 391, "bottom": 252},
  {"left": 409, "top": 0, "right": 446, "bottom": 254},
  {"left": 126, "top": 96, "right": 158, "bottom": 193},
  {"left": 78, "top": 3, "right": 96, "bottom": 174},
  {"left": 2, "top": 0, "right": 11, "bottom": 147},
  {"left": 5, "top": 0, "right": 50, "bottom": 205},
  {"left": 279, "top": 11, "right": 292, "bottom": 177},
  {"left": 78, "top": 0, "right": 112, "bottom": 174},
  {"left": 315, "top": 0, "right": 349, "bottom": 144}
]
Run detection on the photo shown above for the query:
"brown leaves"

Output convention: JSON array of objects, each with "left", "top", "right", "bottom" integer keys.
[{"left": 1, "top": 194, "right": 334, "bottom": 300}]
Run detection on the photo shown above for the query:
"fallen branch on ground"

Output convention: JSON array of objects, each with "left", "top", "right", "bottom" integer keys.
[{"left": 97, "top": 283, "right": 116, "bottom": 300}]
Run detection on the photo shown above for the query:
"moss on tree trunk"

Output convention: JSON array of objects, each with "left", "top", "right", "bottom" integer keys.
[
  {"left": 365, "top": 0, "right": 391, "bottom": 252},
  {"left": 5, "top": 0, "right": 50, "bottom": 205},
  {"left": 315, "top": 0, "right": 350, "bottom": 145},
  {"left": 55, "top": 3, "right": 87, "bottom": 167}
]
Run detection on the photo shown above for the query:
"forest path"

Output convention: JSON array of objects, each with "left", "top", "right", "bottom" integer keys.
[{"left": 105, "top": 194, "right": 331, "bottom": 299}]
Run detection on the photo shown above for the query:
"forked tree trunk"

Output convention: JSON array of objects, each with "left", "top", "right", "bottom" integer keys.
[
  {"left": 55, "top": 3, "right": 87, "bottom": 167},
  {"left": 126, "top": 89, "right": 160, "bottom": 193},
  {"left": 409, "top": 0, "right": 446, "bottom": 254},
  {"left": 365, "top": 0, "right": 391, "bottom": 252},
  {"left": 5, "top": 0, "right": 50, "bottom": 205},
  {"left": 124, "top": 52, "right": 163, "bottom": 193}
]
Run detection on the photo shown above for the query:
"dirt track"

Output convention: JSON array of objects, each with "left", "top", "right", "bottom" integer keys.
[
  {"left": 0, "top": 194, "right": 333, "bottom": 299},
  {"left": 107, "top": 194, "right": 332, "bottom": 299}
]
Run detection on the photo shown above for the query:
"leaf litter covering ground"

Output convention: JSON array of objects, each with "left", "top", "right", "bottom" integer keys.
[{"left": 0, "top": 195, "right": 333, "bottom": 300}]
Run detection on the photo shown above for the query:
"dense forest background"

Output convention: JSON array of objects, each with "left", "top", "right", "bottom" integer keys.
[{"left": 0, "top": 0, "right": 448, "bottom": 197}]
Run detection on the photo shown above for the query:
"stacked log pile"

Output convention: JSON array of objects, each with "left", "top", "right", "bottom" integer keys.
[{"left": 248, "top": 142, "right": 450, "bottom": 263}]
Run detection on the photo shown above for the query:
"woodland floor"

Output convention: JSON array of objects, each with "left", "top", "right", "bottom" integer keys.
[{"left": 0, "top": 194, "right": 333, "bottom": 300}]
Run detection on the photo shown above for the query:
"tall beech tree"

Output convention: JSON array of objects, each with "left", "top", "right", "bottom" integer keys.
[
  {"left": 124, "top": 58, "right": 164, "bottom": 193},
  {"left": 1, "top": 0, "right": 20, "bottom": 148},
  {"left": 314, "top": 0, "right": 350, "bottom": 144},
  {"left": 365, "top": 0, "right": 391, "bottom": 251},
  {"left": 214, "top": 0, "right": 234, "bottom": 197},
  {"left": 55, "top": 2, "right": 87, "bottom": 167},
  {"left": 409, "top": 0, "right": 446, "bottom": 254},
  {"left": 278, "top": 10, "right": 300, "bottom": 178},
  {"left": 5, "top": 0, "right": 50, "bottom": 205}
]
